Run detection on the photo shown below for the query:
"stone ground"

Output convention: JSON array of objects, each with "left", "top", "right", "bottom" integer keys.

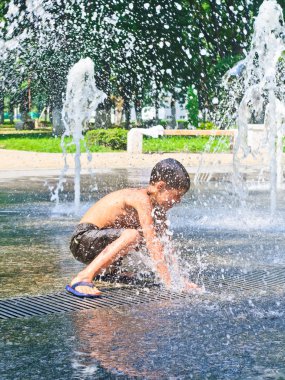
[{"left": 0, "top": 149, "right": 235, "bottom": 178}]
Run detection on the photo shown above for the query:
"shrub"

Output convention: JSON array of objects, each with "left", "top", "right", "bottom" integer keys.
[
  {"left": 197, "top": 122, "right": 216, "bottom": 130},
  {"left": 138, "top": 119, "right": 171, "bottom": 128},
  {"left": 86, "top": 128, "right": 128, "bottom": 150},
  {"left": 177, "top": 120, "right": 189, "bottom": 129},
  {"left": 0, "top": 123, "right": 14, "bottom": 128},
  {"left": 110, "top": 124, "right": 121, "bottom": 129},
  {"left": 157, "top": 119, "right": 168, "bottom": 127}
]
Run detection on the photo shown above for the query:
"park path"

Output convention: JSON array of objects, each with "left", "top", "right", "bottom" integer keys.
[{"left": 0, "top": 149, "right": 234, "bottom": 178}]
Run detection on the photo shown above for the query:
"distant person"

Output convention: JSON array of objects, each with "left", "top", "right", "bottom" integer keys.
[{"left": 66, "top": 158, "right": 199, "bottom": 297}]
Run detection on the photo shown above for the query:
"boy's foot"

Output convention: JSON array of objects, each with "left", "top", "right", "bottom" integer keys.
[
  {"left": 183, "top": 280, "right": 203, "bottom": 293},
  {"left": 69, "top": 278, "right": 102, "bottom": 296}
]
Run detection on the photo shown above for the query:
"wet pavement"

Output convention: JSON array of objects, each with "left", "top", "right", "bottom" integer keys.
[{"left": 1, "top": 169, "right": 285, "bottom": 379}]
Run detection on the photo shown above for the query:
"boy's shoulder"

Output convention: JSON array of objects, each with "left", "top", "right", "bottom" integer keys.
[
  {"left": 110, "top": 188, "right": 150, "bottom": 207},
  {"left": 122, "top": 187, "right": 149, "bottom": 200}
]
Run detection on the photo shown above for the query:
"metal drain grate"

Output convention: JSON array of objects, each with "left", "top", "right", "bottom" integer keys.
[
  {"left": 204, "top": 267, "right": 285, "bottom": 294},
  {"left": 0, "top": 286, "right": 188, "bottom": 320},
  {"left": 1, "top": 267, "right": 284, "bottom": 320}
]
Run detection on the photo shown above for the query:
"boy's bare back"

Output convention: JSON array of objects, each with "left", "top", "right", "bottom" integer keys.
[{"left": 80, "top": 188, "right": 157, "bottom": 231}]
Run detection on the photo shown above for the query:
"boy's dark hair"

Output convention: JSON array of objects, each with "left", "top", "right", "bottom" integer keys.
[{"left": 150, "top": 159, "right": 190, "bottom": 191}]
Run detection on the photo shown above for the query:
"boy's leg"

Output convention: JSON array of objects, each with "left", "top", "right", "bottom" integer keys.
[{"left": 70, "top": 229, "right": 141, "bottom": 296}]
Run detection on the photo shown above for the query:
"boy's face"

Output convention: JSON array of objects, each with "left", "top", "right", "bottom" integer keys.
[{"left": 153, "top": 181, "right": 186, "bottom": 210}]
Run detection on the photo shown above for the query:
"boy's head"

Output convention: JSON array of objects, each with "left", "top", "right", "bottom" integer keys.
[{"left": 149, "top": 159, "right": 190, "bottom": 209}]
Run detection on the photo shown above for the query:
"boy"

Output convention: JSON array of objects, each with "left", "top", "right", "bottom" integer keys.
[{"left": 66, "top": 158, "right": 198, "bottom": 297}]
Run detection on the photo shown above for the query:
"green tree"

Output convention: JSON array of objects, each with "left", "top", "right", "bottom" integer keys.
[
  {"left": 186, "top": 86, "right": 199, "bottom": 127},
  {"left": 2, "top": 0, "right": 284, "bottom": 128}
]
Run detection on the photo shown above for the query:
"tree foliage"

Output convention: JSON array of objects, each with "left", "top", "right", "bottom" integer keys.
[{"left": 0, "top": 0, "right": 284, "bottom": 119}]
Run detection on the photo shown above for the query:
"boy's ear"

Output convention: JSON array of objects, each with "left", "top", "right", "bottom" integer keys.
[{"left": 156, "top": 181, "right": 166, "bottom": 191}]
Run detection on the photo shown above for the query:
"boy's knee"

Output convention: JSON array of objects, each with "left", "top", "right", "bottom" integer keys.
[{"left": 121, "top": 229, "right": 141, "bottom": 244}]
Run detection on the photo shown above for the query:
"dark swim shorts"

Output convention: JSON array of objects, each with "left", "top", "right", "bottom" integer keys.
[{"left": 70, "top": 223, "right": 124, "bottom": 264}]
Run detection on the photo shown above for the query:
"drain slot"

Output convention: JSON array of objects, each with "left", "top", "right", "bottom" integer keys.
[
  {"left": 1, "top": 268, "right": 284, "bottom": 320},
  {"left": 0, "top": 286, "right": 184, "bottom": 319}
]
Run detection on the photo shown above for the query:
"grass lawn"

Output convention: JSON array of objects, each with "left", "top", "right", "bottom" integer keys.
[
  {"left": 0, "top": 131, "right": 232, "bottom": 153},
  {"left": 0, "top": 132, "right": 114, "bottom": 153},
  {"left": 143, "top": 136, "right": 231, "bottom": 153},
  {"left": 0, "top": 128, "right": 52, "bottom": 135}
]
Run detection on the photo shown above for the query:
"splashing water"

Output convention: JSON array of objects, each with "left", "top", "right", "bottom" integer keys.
[
  {"left": 219, "top": 0, "right": 285, "bottom": 214},
  {"left": 51, "top": 58, "right": 107, "bottom": 212}
]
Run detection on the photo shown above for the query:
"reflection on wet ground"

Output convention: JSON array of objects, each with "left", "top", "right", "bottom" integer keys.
[
  {"left": 1, "top": 298, "right": 285, "bottom": 379},
  {"left": 1, "top": 169, "right": 285, "bottom": 379}
]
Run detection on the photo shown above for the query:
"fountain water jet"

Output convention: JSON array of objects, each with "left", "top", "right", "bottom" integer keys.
[
  {"left": 51, "top": 58, "right": 106, "bottom": 212},
  {"left": 220, "top": 0, "right": 285, "bottom": 214}
]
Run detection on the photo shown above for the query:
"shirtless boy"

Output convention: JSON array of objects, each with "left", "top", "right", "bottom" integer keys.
[{"left": 66, "top": 158, "right": 198, "bottom": 297}]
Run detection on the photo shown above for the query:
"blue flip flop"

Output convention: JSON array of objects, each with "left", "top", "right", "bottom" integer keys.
[{"left": 65, "top": 281, "right": 101, "bottom": 298}]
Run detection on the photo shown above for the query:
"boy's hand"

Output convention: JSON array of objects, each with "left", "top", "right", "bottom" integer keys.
[{"left": 182, "top": 279, "right": 203, "bottom": 293}]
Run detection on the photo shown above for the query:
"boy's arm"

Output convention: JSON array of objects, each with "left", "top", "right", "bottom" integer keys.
[
  {"left": 130, "top": 194, "right": 200, "bottom": 291},
  {"left": 137, "top": 206, "right": 199, "bottom": 291},
  {"left": 131, "top": 197, "right": 172, "bottom": 287}
]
